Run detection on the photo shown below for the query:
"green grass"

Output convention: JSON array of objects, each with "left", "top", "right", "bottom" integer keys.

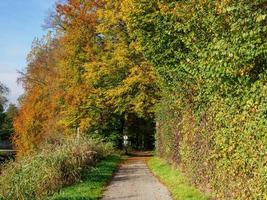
[
  {"left": 148, "top": 157, "right": 209, "bottom": 200},
  {"left": 48, "top": 155, "right": 121, "bottom": 200}
]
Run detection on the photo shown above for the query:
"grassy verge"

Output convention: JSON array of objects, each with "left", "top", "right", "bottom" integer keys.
[
  {"left": 0, "top": 137, "right": 113, "bottom": 200},
  {"left": 148, "top": 157, "right": 209, "bottom": 200},
  {"left": 48, "top": 155, "right": 121, "bottom": 200}
]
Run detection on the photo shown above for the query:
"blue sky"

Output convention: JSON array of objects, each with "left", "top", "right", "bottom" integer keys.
[{"left": 0, "top": 0, "right": 57, "bottom": 104}]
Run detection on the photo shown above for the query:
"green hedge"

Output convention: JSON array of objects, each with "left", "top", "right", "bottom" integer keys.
[{"left": 127, "top": 0, "right": 267, "bottom": 199}]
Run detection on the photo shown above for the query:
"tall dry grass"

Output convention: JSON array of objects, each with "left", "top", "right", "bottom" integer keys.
[{"left": 0, "top": 136, "right": 113, "bottom": 200}]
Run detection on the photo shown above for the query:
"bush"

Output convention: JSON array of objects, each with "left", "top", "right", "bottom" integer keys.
[{"left": 0, "top": 136, "right": 113, "bottom": 200}]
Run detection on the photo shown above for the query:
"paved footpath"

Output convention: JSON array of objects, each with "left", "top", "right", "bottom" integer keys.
[{"left": 102, "top": 153, "right": 172, "bottom": 200}]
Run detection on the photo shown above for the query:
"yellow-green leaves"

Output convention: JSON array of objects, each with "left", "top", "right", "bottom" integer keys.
[
  {"left": 15, "top": 0, "right": 159, "bottom": 156},
  {"left": 256, "top": 14, "right": 266, "bottom": 22},
  {"left": 125, "top": 0, "right": 267, "bottom": 199}
]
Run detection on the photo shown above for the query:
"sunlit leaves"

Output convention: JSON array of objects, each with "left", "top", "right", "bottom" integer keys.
[
  {"left": 14, "top": 0, "right": 159, "bottom": 156},
  {"left": 125, "top": 0, "right": 267, "bottom": 199}
]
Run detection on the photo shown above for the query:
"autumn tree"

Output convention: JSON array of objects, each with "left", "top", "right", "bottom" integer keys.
[
  {"left": 50, "top": 0, "right": 104, "bottom": 134},
  {"left": 14, "top": 0, "right": 159, "bottom": 155},
  {"left": 14, "top": 35, "right": 62, "bottom": 156},
  {"left": 53, "top": 0, "right": 159, "bottom": 144},
  {"left": 93, "top": 0, "right": 159, "bottom": 147}
]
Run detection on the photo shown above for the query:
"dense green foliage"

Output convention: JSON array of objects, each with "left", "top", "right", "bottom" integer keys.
[
  {"left": 48, "top": 155, "right": 121, "bottom": 200},
  {"left": 0, "top": 83, "right": 8, "bottom": 134},
  {"left": 0, "top": 104, "right": 17, "bottom": 138},
  {"left": 0, "top": 136, "right": 113, "bottom": 200},
  {"left": 148, "top": 157, "right": 208, "bottom": 200},
  {"left": 0, "top": 82, "right": 17, "bottom": 143},
  {"left": 125, "top": 0, "right": 267, "bottom": 199}
]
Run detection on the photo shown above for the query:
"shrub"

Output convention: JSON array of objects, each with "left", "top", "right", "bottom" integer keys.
[{"left": 0, "top": 136, "right": 113, "bottom": 200}]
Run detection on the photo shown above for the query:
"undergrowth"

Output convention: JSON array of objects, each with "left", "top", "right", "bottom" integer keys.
[
  {"left": 48, "top": 155, "right": 121, "bottom": 200},
  {"left": 0, "top": 136, "right": 113, "bottom": 200}
]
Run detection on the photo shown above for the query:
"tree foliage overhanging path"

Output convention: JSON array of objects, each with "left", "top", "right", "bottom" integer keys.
[
  {"left": 12, "top": 0, "right": 267, "bottom": 199},
  {"left": 14, "top": 0, "right": 159, "bottom": 157}
]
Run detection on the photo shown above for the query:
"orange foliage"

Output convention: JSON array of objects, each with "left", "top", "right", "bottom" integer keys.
[{"left": 13, "top": 0, "right": 158, "bottom": 157}]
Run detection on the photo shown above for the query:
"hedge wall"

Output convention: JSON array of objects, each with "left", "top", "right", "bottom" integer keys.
[{"left": 125, "top": 0, "right": 267, "bottom": 199}]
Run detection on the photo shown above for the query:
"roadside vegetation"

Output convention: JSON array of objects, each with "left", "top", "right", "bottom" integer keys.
[
  {"left": 0, "top": 136, "right": 113, "bottom": 200},
  {"left": 0, "top": 82, "right": 17, "bottom": 152},
  {"left": 48, "top": 155, "right": 121, "bottom": 200},
  {"left": 148, "top": 157, "right": 209, "bottom": 200},
  {"left": 127, "top": 1, "right": 267, "bottom": 198},
  {"left": 0, "top": 0, "right": 265, "bottom": 199}
]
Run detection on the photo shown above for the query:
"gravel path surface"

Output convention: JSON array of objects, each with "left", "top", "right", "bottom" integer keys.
[{"left": 102, "top": 155, "right": 172, "bottom": 200}]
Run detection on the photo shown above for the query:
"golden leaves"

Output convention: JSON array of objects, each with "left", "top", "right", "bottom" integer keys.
[{"left": 14, "top": 0, "right": 159, "bottom": 156}]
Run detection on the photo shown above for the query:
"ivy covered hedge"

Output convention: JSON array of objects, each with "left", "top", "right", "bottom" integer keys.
[{"left": 124, "top": 0, "right": 267, "bottom": 199}]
